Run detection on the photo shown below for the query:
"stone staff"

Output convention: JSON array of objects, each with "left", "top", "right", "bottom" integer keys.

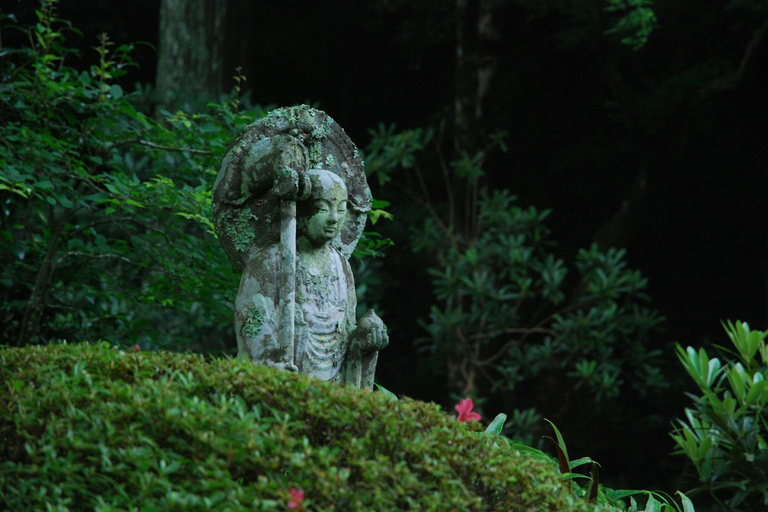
[
  {"left": 278, "top": 198, "right": 297, "bottom": 369},
  {"left": 274, "top": 148, "right": 311, "bottom": 370}
]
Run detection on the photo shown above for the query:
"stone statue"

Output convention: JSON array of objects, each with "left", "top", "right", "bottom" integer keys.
[{"left": 212, "top": 105, "right": 388, "bottom": 388}]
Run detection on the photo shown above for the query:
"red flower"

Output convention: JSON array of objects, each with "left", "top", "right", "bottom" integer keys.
[
  {"left": 132, "top": 344, "right": 140, "bottom": 352},
  {"left": 455, "top": 398, "right": 481, "bottom": 422},
  {"left": 287, "top": 487, "right": 304, "bottom": 510}
]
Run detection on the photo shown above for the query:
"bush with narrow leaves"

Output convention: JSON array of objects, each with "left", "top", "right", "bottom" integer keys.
[{"left": 671, "top": 320, "right": 768, "bottom": 511}]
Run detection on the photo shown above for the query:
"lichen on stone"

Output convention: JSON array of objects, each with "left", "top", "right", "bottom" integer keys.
[
  {"left": 310, "top": 116, "right": 333, "bottom": 140},
  {"left": 261, "top": 116, "right": 277, "bottom": 129},
  {"left": 308, "top": 141, "right": 324, "bottom": 169},
  {"left": 243, "top": 303, "right": 265, "bottom": 338},
  {"left": 225, "top": 208, "right": 258, "bottom": 253}
]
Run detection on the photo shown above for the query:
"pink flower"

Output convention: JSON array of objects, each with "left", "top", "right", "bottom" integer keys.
[
  {"left": 287, "top": 487, "right": 304, "bottom": 510},
  {"left": 455, "top": 398, "right": 481, "bottom": 422},
  {"left": 132, "top": 344, "right": 140, "bottom": 352}
]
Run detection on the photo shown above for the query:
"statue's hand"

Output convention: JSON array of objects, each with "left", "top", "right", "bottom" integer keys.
[
  {"left": 271, "top": 138, "right": 312, "bottom": 200},
  {"left": 351, "top": 309, "right": 389, "bottom": 354},
  {"left": 272, "top": 166, "right": 311, "bottom": 200},
  {"left": 270, "top": 361, "right": 299, "bottom": 372}
]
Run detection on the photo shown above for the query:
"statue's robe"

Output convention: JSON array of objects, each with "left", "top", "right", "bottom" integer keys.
[{"left": 234, "top": 245, "right": 377, "bottom": 387}]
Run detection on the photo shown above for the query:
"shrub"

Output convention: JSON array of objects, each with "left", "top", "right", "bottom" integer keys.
[
  {"left": 0, "top": 0, "right": 252, "bottom": 351},
  {"left": 1, "top": 342, "right": 617, "bottom": 511},
  {"left": 671, "top": 320, "right": 768, "bottom": 511},
  {"left": 365, "top": 124, "right": 665, "bottom": 450}
]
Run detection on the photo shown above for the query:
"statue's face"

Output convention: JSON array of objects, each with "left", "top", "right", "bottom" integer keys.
[{"left": 299, "top": 173, "right": 348, "bottom": 246}]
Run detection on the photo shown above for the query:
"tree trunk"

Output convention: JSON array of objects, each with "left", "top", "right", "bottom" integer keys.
[
  {"left": 475, "top": 0, "right": 500, "bottom": 133},
  {"left": 454, "top": 0, "right": 473, "bottom": 150},
  {"left": 155, "top": 0, "right": 227, "bottom": 110},
  {"left": 16, "top": 212, "right": 66, "bottom": 346},
  {"left": 454, "top": 0, "right": 501, "bottom": 151},
  {"left": 450, "top": 0, "right": 502, "bottom": 394}
]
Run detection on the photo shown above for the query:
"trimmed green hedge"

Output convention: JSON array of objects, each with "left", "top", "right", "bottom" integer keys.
[{"left": 1, "top": 343, "right": 609, "bottom": 511}]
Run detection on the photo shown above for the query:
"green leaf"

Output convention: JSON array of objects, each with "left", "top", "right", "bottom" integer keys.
[
  {"left": 110, "top": 84, "right": 123, "bottom": 99},
  {"left": 55, "top": 194, "right": 74, "bottom": 208},
  {"left": 368, "top": 209, "right": 393, "bottom": 225},
  {"left": 371, "top": 199, "right": 390, "bottom": 209},
  {"left": 82, "top": 192, "right": 109, "bottom": 203},
  {"left": 505, "top": 440, "right": 557, "bottom": 466},
  {"left": 543, "top": 419, "right": 570, "bottom": 474},
  {"left": 36, "top": 179, "right": 53, "bottom": 190},
  {"left": 569, "top": 456, "right": 597, "bottom": 470},
  {"left": 586, "top": 462, "right": 599, "bottom": 502},
  {"left": 601, "top": 488, "right": 652, "bottom": 502},
  {"left": 485, "top": 413, "right": 507, "bottom": 437},
  {"left": 125, "top": 198, "right": 145, "bottom": 208},
  {"left": 677, "top": 491, "right": 695, "bottom": 512},
  {"left": 745, "top": 379, "right": 767, "bottom": 408},
  {"left": 374, "top": 383, "right": 398, "bottom": 401},
  {"left": 0, "top": 183, "right": 29, "bottom": 198},
  {"left": 676, "top": 345, "right": 721, "bottom": 389}
]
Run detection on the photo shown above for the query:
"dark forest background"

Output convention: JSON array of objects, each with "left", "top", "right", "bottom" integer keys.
[{"left": 3, "top": 0, "right": 768, "bottom": 501}]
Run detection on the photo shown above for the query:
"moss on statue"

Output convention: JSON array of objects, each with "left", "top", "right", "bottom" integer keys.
[
  {"left": 225, "top": 208, "right": 258, "bottom": 253},
  {"left": 308, "top": 140, "right": 325, "bottom": 168},
  {"left": 243, "top": 303, "right": 266, "bottom": 338},
  {"left": 1, "top": 343, "right": 619, "bottom": 511}
]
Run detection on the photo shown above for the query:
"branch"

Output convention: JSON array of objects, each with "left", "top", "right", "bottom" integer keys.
[
  {"left": 55, "top": 251, "right": 132, "bottom": 266},
  {"left": 61, "top": 216, "right": 135, "bottom": 242},
  {"left": 125, "top": 218, "right": 175, "bottom": 245},
  {"left": 468, "top": 326, "right": 558, "bottom": 342},
  {"left": 474, "top": 338, "right": 521, "bottom": 367},
  {"left": 413, "top": 164, "right": 456, "bottom": 242},
  {"left": 434, "top": 120, "right": 456, "bottom": 230},
  {"left": 103, "top": 139, "right": 213, "bottom": 156},
  {"left": 698, "top": 18, "right": 768, "bottom": 99}
]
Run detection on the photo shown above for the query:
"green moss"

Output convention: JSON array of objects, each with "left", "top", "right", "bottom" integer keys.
[{"left": 0, "top": 343, "right": 616, "bottom": 511}]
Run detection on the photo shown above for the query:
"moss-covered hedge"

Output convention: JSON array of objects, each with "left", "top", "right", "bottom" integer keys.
[{"left": 1, "top": 343, "right": 610, "bottom": 511}]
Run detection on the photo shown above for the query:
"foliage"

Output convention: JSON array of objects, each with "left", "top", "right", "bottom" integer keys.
[
  {"left": 511, "top": 0, "right": 657, "bottom": 50},
  {"left": 0, "top": 0, "right": 260, "bottom": 351},
  {"left": 382, "top": 379, "right": 695, "bottom": 512},
  {"left": 535, "top": 418, "right": 695, "bottom": 512},
  {"left": 2, "top": 342, "right": 612, "bottom": 511},
  {"left": 603, "top": 0, "right": 658, "bottom": 50},
  {"left": 671, "top": 320, "right": 768, "bottom": 511},
  {"left": 353, "top": 201, "right": 394, "bottom": 259},
  {"left": 366, "top": 124, "right": 666, "bottom": 444},
  {"left": 0, "top": 1, "right": 389, "bottom": 352}
]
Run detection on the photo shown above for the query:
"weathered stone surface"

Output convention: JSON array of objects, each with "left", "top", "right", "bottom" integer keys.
[
  {"left": 213, "top": 106, "right": 387, "bottom": 388},
  {"left": 213, "top": 105, "right": 371, "bottom": 270}
]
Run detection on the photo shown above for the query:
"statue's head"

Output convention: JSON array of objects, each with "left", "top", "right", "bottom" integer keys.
[{"left": 297, "top": 169, "right": 348, "bottom": 246}]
